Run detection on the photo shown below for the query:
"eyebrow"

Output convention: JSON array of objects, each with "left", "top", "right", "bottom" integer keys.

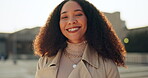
[{"left": 61, "top": 9, "right": 83, "bottom": 14}]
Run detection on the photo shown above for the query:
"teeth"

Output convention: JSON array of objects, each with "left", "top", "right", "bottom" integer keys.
[{"left": 68, "top": 28, "right": 79, "bottom": 31}]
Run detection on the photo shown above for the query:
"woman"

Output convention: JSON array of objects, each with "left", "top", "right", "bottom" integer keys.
[{"left": 34, "top": 0, "right": 126, "bottom": 78}]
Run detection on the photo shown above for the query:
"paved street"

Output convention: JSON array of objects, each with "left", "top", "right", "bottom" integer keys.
[
  {"left": 119, "top": 64, "right": 148, "bottom": 78},
  {"left": 0, "top": 60, "right": 36, "bottom": 78},
  {"left": 0, "top": 60, "right": 148, "bottom": 78}
]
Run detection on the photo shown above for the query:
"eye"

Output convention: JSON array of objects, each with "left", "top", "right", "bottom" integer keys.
[
  {"left": 61, "top": 16, "right": 68, "bottom": 19},
  {"left": 75, "top": 13, "right": 83, "bottom": 16}
]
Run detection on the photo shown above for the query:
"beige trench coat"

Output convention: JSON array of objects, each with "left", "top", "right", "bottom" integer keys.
[{"left": 35, "top": 45, "right": 120, "bottom": 78}]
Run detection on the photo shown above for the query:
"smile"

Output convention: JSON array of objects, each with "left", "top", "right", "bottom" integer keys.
[{"left": 66, "top": 27, "right": 81, "bottom": 32}]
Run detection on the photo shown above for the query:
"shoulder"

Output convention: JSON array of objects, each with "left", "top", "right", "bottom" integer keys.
[
  {"left": 103, "top": 59, "right": 117, "bottom": 69},
  {"left": 96, "top": 54, "right": 118, "bottom": 71},
  {"left": 102, "top": 58, "right": 120, "bottom": 78},
  {"left": 98, "top": 56, "right": 118, "bottom": 70}
]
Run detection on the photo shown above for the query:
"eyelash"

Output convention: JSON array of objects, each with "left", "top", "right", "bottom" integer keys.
[
  {"left": 76, "top": 14, "right": 83, "bottom": 16},
  {"left": 61, "top": 16, "right": 68, "bottom": 19},
  {"left": 61, "top": 13, "right": 83, "bottom": 19}
]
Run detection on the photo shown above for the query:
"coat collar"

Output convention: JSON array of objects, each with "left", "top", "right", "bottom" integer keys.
[
  {"left": 82, "top": 44, "right": 99, "bottom": 69},
  {"left": 48, "top": 44, "right": 100, "bottom": 69},
  {"left": 36, "top": 44, "right": 100, "bottom": 78},
  {"left": 48, "top": 50, "right": 62, "bottom": 67}
]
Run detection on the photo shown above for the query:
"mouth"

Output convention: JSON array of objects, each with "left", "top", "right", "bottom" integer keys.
[{"left": 66, "top": 26, "right": 81, "bottom": 32}]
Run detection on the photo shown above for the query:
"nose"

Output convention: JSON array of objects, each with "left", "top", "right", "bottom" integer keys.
[{"left": 68, "top": 17, "right": 77, "bottom": 25}]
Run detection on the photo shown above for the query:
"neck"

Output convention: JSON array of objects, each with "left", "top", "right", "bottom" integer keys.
[
  {"left": 65, "top": 41, "right": 87, "bottom": 56},
  {"left": 68, "top": 38, "right": 86, "bottom": 44}
]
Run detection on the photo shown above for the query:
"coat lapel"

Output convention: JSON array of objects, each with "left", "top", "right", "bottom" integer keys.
[
  {"left": 36, "top": 51, "right": 62, "bottom": 78},
  {"left": 36, "top": 66, "right": 58, "bottom": 78},
  {"left": 68, "top": 61, "right": 92, "bottom": 78},
  {"left": 82, "top": 44, "right": 99, "bottom": 69},
  {"left": 68, "top": 44, "right": 99, "bottom": 78}
]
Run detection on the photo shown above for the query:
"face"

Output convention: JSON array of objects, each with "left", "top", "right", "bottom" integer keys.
[{"left": 60, "top": 1, "right": 87, "bottom": 43}]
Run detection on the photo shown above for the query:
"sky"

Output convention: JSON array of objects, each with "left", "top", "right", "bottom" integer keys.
[{"left": 0, "top": 0, "right": 148, "bottom": 33}]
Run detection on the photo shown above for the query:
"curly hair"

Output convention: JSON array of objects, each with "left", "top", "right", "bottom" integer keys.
[{"left": 33, "top": 0, "right": 126, "bottom": 67}]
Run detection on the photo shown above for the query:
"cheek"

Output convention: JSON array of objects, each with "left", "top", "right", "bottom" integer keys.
[
  {"left": 82, "top": 18, "right": 87, "bottom": 29},
  {"left": 83, "top": 18, "right": 87, "bottom": 34},
  {"left": 84, "top": 18, "right": 87, "bottom": 26},
  {"left": 80, "top": 16, "right": 87, "bottom": 25},
  {"left": 60, "top": 21, "right": 66, "bottom": 33}
]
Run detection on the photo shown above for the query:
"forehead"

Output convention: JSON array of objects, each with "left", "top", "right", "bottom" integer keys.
[{"left": 61, "top": 1, "right": 83, "bottom": 13}]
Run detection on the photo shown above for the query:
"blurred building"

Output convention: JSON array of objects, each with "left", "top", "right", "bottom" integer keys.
[
  {"left": 124, "top": 26, "right": 148, "bottom": 52},
  {"left": 0, "top": 33, "right": 9, "bottom": 60},
  {"left": 8, "top": 27, "right": 40, "bottom": 55},
  {"left": 104, "top": 12, "right": 128, "bottom": 42},
  {"left": 0, "top": 27, "right": 40, "bottom": 59}
]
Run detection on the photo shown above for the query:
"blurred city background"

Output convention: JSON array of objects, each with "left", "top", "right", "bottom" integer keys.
[{"left": 0, "top": 0, "right": 148, "bottom": 78}]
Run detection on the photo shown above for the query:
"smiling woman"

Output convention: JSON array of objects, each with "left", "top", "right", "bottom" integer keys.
[
  {"left": 60, "top": 1, "right": 87, "bottom": 43},
  {"left": 33, "top": 0, "right": 126, "bottom": 78}
]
